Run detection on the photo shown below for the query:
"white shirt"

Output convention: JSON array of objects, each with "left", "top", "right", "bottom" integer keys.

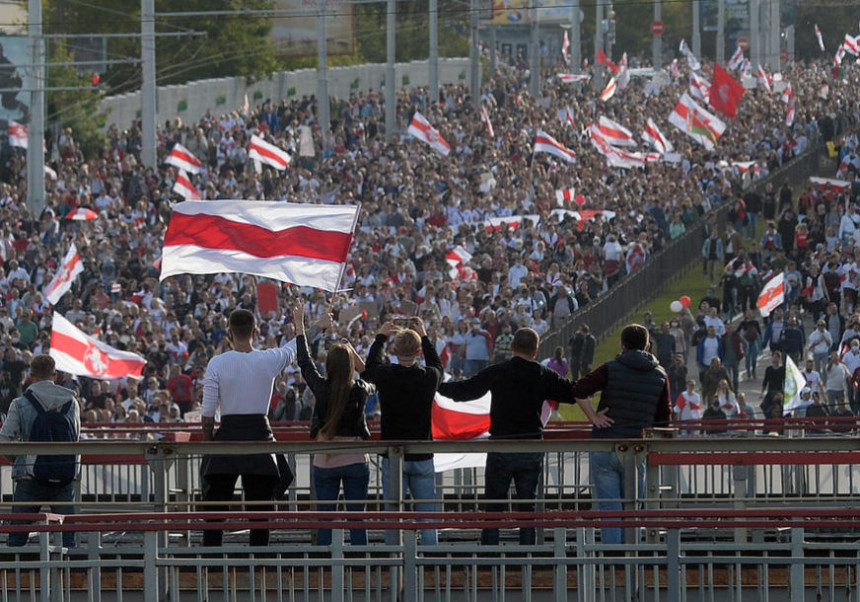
[{"left": 202, "top": 340, "right": 297, "bottom": 417}]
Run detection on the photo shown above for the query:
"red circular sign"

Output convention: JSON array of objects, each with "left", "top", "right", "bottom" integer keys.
[
  {"left": 651, "top": 20, "right": 664, "bottom": 35},
  {"left": 737, "top": 37, "right": 750, "bottom": 50},
  {"left": 780, "top": 48, "right": 788, "bottom": 61}
]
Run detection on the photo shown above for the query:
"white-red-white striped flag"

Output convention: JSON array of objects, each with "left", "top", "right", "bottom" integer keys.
[
  {"left": 172, "top": 170, "right": 200, "bottom": 201},
  {"left": 844, "top": 33, "right": 860, "bottom": 56},
  {"left": 690, "top": 72, "right": 711, "bottom": 103},
  {"left": 757, "top": 64, "right": 772, "bottom": 93},
  {"left": 835, "top": 44, "right": 847, "bottom": 65},
  {"left": 160, "top": 200, "right": 360, "bottom": 292},
  {"left": 679, "top": 39, "right": 702, "bottom": 71},
  {"left": 44, "top": 244, "right": 84, "bottom": 305},
  {"left": 757, "top": 272, "right": 784, "bottom": 317},
  {"left": 600, "top": 76, "right": 618, "bottom": 102},
  {"left": 557, "top": 73, "right": 590, "bottom": 84},
  {"left": 728, "top": 45, "right": 744, "bottom": 70},
  {"left": 165, "top": 143, "right": 203, "bottom": 174},
  {"left": 782, "top": 82, "right": 795, "bottom": 126},
  {"left": 66, "top": 208, "right": 98, "bottom": 221},
  {"left": 642, "top": 118, "right": 673, "bottom": 154},
  {"left": 407, "top": 111, "right": 451, "bottom": 156},
  {"left": 555, "top": 188, "right": 576, "bottom": 206},
  {"left": 50, "top": 313, "right": 147, "bottom": 380},
  {"left": 596, "top": 115, "right": 636, "bottom": 147},
  {"left": 482, "top": 215, "right": 541, "bottom": 231},
  {"left": 561, "top": 31, "right": 570, "bottom": 64},
  {"left": 431, "top": 391, "right": 490, "bottom": 472},
  {"left": 815, "top": 24, "right": 825, "bottom": 51},
  {"left": 249, "top": 134, "right": 291, "bottom": 171},
  {"left": 480, "top": 106, "right": 494, "bottom": 138},
  {"left": 534, "top": 130, "right": 576, "bottom": 163},
  {"left": 8, "top": 120, "right": 27, "bottom": 148}
]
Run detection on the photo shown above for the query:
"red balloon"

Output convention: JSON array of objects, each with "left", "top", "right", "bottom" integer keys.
[{"left": 679, "top": 295, "right": 691, "bottom": 308}]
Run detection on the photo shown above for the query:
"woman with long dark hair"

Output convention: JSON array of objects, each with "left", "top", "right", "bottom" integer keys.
[{"left": 293, "top": 303, "right": 373, "bottom": 546}]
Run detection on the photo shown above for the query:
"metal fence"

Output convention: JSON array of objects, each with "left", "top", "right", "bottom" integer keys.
[
  {"left": 4, "top": 434, "right": 860, "bottom": 601},
  {"left": 537, "top": 145, "right": 825, "bottom": 359}
]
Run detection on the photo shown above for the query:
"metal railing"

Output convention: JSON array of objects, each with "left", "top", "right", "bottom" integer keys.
[{"left": 3, "top": 433, "right": 860, "bottom": 601}]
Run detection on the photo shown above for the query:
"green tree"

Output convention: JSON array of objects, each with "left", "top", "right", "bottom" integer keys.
[
  {"left": 44, "top": 0, "right": 279, "bottom": 94},
  {"left": 46, "top": 41, "right": 108, "bottom": 159}
]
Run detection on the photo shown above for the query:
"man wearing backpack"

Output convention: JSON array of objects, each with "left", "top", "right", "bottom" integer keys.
[{"left": 0, "top": 354, "right": 81, "bottom": 548}]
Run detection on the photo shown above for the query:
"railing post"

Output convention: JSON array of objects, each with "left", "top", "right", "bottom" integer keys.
[
  {"left": 790, "top": 527, "right": 804, "bottom": 601},
  {"left": 575, "top": 527, "right": 594, "bottom": 596},
  {"left": 733, "top": 464, "right": 749, "bottom": 543},
  {"left": 145, "top": 445, "right": 174, "bottom": 601},
  {"left": 552, "top": 527, "right": 567, "bottom": 602},
  {"left": 667, "top": 529, "right": 681, "bottom": 602},
  {"left": 331, "top": 532, "right": 345, "bottom": 602},
  {"left": 620, "top": 443, "right": 638, "bottom": 544},
  {"left": 143, "top": 530, "right": 159, "bottom": 602},
  {"left": 402, "top": 530, "right": 418, "bottom": 602}
]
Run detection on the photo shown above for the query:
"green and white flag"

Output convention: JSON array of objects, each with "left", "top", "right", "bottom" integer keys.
[{"left": 783, "top": 355, "right": 808, "bottom": 415}]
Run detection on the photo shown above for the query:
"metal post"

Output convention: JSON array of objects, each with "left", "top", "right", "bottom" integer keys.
[
  {"left": 317, "top": 0, "right": 330, "bottom": 148},
  {"left": 429, "top": 0, "right": 439, "bottom": 104},
  {"left": 770, "top": 0, "right": 780, "bottom": 71},
  {"left": 594, "top": 0, "right": 604, "bottom": 88},
  {"left": 385, "top": 0, "right": 395, "bottom": 141},
  {"left": 489, "top": 25, "right": 496, "bottom": 78},
  {"left": 692, "top": 0, "right": 701, "bottom": 58},
  {"left": 652, "top": 0, "right": 661, "bottom": 71},
  {"left": 749, "top": 0, "right": 760, "bottom": 70},
  {"left": 571, "top": 0, "right": 581, "bottom": 73},
  {"left": 716, "top": 0, "right": 725, "bottom": 65},
  {"left": 529, "top": 0, "right": 539, "bottom": 98},
  {"left": 470, "top": 0, "right": 480, "bottom": 108},
  {"left": 141, "top": 0, "right": 156, "bottom": 169},
  {"left": 27, "top": 0, "right": 45, "bottom": 216}
]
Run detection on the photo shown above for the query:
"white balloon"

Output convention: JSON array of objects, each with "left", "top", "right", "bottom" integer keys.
[{"left": 670, "top": 300, "right": 683, "bottom": 313}]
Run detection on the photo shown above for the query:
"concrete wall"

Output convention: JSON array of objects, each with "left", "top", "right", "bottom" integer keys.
[{"left": 101, "top": 58, "right": 470, "bottom": 129}]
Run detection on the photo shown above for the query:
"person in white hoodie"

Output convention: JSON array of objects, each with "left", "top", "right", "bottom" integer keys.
[{"left": 0, "top": 354, "right": 80, "bottom": 547}]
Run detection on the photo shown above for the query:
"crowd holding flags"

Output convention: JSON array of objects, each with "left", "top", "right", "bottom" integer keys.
[
  {"left": 44, "top": 244, "right": 84, "bottom": 305},
  {"left": 668, "top": 93, "right": 726, "bottom": 151}
]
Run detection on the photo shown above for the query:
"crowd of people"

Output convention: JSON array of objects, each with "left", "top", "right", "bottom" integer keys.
[{"left": 0, "top": 51, "right": 858, "bottom": 437}]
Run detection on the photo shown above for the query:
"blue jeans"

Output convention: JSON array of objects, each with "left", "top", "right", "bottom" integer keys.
[
  {"left": 381, "top": 457, "right": 437, "bottom": 545},
  {"left": 746, "top": 213, "right": 759, "bottom": 240},
  {"left": 482, "top": 451, "right": 543, "bottom": 545},
  {"left": 8, "top": 479, "right": 76, "bottom": 548},
  {"left": 313, "top": 462, "right": 370, "bottom": 546},
  {"left": 590, "top": 451, "right": 645, "bottom": 545}
]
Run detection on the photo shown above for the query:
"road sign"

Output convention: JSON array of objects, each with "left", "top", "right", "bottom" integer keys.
[
  {"left": 651, "top": 20, "right": 665, "bottom": 35},
  {"left": 737, "top": 37, "right": 749, "bottom": 50},
  {"left": 780, "top": 48, "right": 788, "bottom": 61}
]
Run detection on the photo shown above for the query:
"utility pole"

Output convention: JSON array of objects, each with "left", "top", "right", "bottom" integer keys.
[
  {"left": 749, "top": 0, "right": 760, "bottom": 70},
  {"left": 570, "top": 0, "right": 581, "bottom": 73},
  {"left": 770, "top": 0, "right": 780, "bottom": 71},
  {"left": 716, "top": 0, "right": 725, "bottom": 65},
  {"left": 385, "top": 0, "right": 395, "bottom": 140},
  {"left": 141, "top": 0, "right": 156, "bottom": 169},
  {"left": 529, "top": 0, "right": 539, "bottom": 98},
  {"left": 429, "top": 0, "right": 438, "bottom": 104},
  {"left": 652, "top": 0, "right": 661, "bottom": 70},
  {"left": 470, "top": 0, "right": 480, "bottom": 108},
  {"left": 594, "top": 0, "right": 604, "bottom": 88},
  {"left": 27, "top": 0, "right": 45, "bottom": 216},
  {"left": 317, "top": 0, "right": 329, "bottom": 148},
  {"left": 692, "top": 0, "right": 701, "bottom": 58}
]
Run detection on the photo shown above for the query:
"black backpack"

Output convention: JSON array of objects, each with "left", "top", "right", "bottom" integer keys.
[{"left": 24, "top": 390, "right": 77, "bottom": 485}]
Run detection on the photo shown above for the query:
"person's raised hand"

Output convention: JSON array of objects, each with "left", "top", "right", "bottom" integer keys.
[
  {"left": 379, "top": 321, "right": 396, "bottom": 338},
  {"left": 291, "top": 302, "right": 305, "bottom": 334},
  {"left": 411, "top": 316, "right": 427, "bottom": 337}
]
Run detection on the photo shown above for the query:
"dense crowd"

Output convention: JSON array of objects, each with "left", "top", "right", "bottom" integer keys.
[{"left": 0, "top": 53, "right": 859, "bottom": 432}]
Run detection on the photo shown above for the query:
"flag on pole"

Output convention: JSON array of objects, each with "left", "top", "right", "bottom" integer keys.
[
  {"left": 709, "top": 63, "right": 745, "bottom": 118},
  {"left": 844, "top": 33, "right": 860, "bottom": 56},
  {"left": 407, "top": 111, "right": 451, "bottom": 156},
  {"left": 782, "top": 355, "right": 809, "bottom": 415},
  {"left": 555, "top": 188, "right": 576, "bottom": 206},
  {"left": 596, "top": 49, "right": 620, "bottom": 74},
  {"left": 44, "top": 244, "right": 84, "bottom": 305},
  {"left": 728, "top": 45, "right": 745, "bottom": 70},
  {"left": 533, "top": 130, "right": 577, "bottom": 163},
  {"left": 50, "top": 313, "right": 147, "bottom": 380},
  {"left": 44, "top": 165, "right": 57, "bottom": 180},
  {"left": 66, "top": 208, "right": 98, "bottom": 221},
  {"left": 165, "top": 143, "right": 203, "bottom": 174},
  {"left": 679, "top": 39, "right": 702, "bottom": 71},
  {"left": 480, "top": 106, "right": 494, "bottom": 138},
  {"left": 562, "top": 31, "right": 570, "bottom": 64},
  {"left": 172, "top": 170, "right": 200, "bottom": 201},
  {"left": 558, "top": 106, "right": 576, "bottom": 128},
  {"left": 600, "top": 76, "right": 618, "bottom": 101},
  {"left": 835, "top": 44, "right": 847, "bottom": 65},
  {"left": 557, "top": 73, "right": 591, "bottom": 83},
  {"left": 668, "top": 93, "right": 727, "bottom": 150},
  {"left": 642, "top": 118, "right": 673, "bottom": 154},
  {"left": 757, "top": 272, "right": 785, "bottom": 317},
  {"left": 160, "top": 200, "right": 360, "bottom": 292},
  {"left": 590, "top": 129, "right": 648, "bottom": 169},
  {"left": 689, "top": 72, "right": 711, "bottom": 102},
  {"left": 243, "top": 93, "right": 250, "bottom": 114},
  {"left": 595, "top": 116, "right": 636, "bottom": 146},
  {"left": 249, "top": 134, "right": 291, "bottom": 170},
  {"left": 782, "top": 82, "right": 795, "bottom": 126},
  {"left": 8, "top": 120, "right": 27, "bottom": 148},
  {"left": 757, "top": 64, "right": 772, "bottom": 93},
  {"left": 815, "top": 24, "right": 825, "bottom": 51},
  {"left": 616, "top": 53, "right": 631, "bottom": 90}
]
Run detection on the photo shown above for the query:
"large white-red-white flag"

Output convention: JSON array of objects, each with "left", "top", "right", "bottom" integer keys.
[
  {"left": 432, "top": 391, "right": 490, "bottom": 472},
  {"left": 160, "top": 200, "right": 360, "bottom": 292},
  {"left": 50, "top": 313, "right": 147, "bottom": 380},
  {"left": 172, "top": 170, "right": 200, "bottom": 200},
  {"left": 642, "top": 118, "right": 673, "bottom": 154},
  {"left": 557, "top": 73, "right": 591, "bottom": 84},
  {"left": 595, "top": 116, "right": 636, "bottom": 147},
  {"left": 407, "top": 111, "right": 451, "bottom": 155},
  {"left": 165, "top": 143, "right": 203, "bottom": 174},
  {"left": 757, "top": 272, "right": 785, "bottom": 317},
  {"left": 480, "top": 106, "right": 494, "bottom": 138},
  {"left": 534, "top": 130, "right": 577, "bottom": 163},
  {"left": 668, "top": 93, "right": 727, "bottom": 151},
  {"left": 249, "top": 134, "right": 291, "bottom": 171},
  {"left": 44, "top": 244, "right": 84, "bottom": 305}
]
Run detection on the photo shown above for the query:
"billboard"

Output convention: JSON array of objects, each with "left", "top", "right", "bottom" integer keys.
[
  {"left": 0, "top": 35, "right": 29, "bottom": 124},
  {"left": 271, "top": 0, "right": 355, "bottom": 58},
  {"left": 491, "top": 0, "right": 572, "bottom": 25}
]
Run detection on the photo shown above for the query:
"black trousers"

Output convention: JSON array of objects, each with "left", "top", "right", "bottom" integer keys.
[{"left": 201, "top": 473, "right": 280, "bottom": 547}]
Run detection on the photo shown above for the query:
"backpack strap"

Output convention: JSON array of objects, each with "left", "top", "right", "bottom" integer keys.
[{"left": 23, "top": 390, "right": 45, "bottom": 414}]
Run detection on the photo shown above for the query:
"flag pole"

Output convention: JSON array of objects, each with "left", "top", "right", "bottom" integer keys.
[{"left": 330, "top": 202, "right": 363, "bottom": 315}]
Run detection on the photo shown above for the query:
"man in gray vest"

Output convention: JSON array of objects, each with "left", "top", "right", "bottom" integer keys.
[{"left": 572, "top": 324, "right": 671, "bottom": 544}]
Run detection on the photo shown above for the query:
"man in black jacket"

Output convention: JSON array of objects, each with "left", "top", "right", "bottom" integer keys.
[
  {"left": 438, "top": 327, "right": 603, "bottom": 545},
  {"left": 573, "top": 324, "right": 671, "bottom": 544},
  {"left": 363, "top": 317, "right": 444, "bottom": 546},
  {"left": 568, "top": 324, "right": 596, "bottom": 380}
]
